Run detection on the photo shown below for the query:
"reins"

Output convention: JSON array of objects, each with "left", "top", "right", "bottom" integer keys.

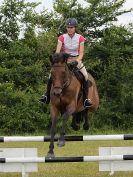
[{"left": 51, "top": 63, "right": 71, "bottom": 90}]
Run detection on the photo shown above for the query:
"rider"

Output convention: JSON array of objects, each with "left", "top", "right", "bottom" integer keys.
[{"left": 40, "top": 18, "right": 92, "bottom": 108}]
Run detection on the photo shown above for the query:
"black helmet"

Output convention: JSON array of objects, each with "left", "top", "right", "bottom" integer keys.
[{"left": 66, "top": 18, "right": 78, "bottom": 27}]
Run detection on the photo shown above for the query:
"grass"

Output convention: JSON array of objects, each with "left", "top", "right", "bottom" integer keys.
[{"left": 0, "top": 134, "right": 133, "bottom": 177}]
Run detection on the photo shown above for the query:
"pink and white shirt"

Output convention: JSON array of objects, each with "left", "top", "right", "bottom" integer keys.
[{"left": 58, "top": 33, "right": 86, "bottom": 56}]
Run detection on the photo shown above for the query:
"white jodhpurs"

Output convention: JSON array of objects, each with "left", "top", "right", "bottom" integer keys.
[{"left": 67, "top": 57, "right": 88, "bottom": 81}]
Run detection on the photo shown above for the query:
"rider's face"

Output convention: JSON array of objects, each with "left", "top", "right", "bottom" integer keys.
[{"left": 66, "top": 26, "right": 76, "bottom": 35}]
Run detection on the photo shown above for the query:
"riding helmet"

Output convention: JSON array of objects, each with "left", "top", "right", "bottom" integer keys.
[{"left": 66, "top": 18, "right": 78, "bottom": 27}]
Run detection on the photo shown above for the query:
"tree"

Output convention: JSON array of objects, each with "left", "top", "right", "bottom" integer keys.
[
  {"left": 0, "top": 0, "right": 132, "bottom": 133},
  {"left": 0, "top": 0, "right": 50, "bottom": 133}
]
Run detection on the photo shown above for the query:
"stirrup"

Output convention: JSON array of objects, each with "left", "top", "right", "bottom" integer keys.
[
  {"left": 39, "top": 94, "right": 47, "bottom": 103},
  {"left": 84, "top": 99, "right": 92, "bottom": 108}
]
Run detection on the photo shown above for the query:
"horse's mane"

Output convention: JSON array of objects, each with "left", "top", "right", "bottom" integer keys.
[{"left": 51, "top": 53, "right": 70, "bottom": 64}]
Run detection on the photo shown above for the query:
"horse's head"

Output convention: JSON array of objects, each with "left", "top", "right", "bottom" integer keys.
[{"left": 50, "top": 53, "right": 70, "bottom": 97}]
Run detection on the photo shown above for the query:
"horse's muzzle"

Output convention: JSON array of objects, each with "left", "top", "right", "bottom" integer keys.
[{"left": 54, "top": 87, "right": 62, "bottom": 97}]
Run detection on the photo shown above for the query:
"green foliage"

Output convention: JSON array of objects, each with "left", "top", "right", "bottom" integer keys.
[
  {"left": 88, "top": 26, "right": 133, "bottom": 130},
  {"left": 0, "top": 0, "right": 133, "bottom": 133},
  {"left": 0, "top": 82, "right": 50, "bottom": 134}
]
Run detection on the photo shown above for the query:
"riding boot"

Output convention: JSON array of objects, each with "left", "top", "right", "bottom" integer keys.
[
  {"left": 40, "top": 77, "right": 52, "bottom": 104},
  {"left": 83, "top": 80, "right": 92, "bottom": 108}
]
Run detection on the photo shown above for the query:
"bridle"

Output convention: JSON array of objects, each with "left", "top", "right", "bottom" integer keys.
[{"left": 51, "top": 64, "right": 71, "bottom": 90}]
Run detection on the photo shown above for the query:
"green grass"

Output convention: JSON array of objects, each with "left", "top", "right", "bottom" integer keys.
[{"left": 0, "top": 138, "right": 133, "bottom": 177}]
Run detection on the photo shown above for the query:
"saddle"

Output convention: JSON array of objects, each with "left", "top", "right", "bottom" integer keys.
[
  {"left": 67, "top": 61, "right": 92, "bottom": 83},
  {"left": 67, "top": 62, "right": 92, "bottom": 101},
  {"left": 67, "top": 62, "right": 85, "bottom": 88}
]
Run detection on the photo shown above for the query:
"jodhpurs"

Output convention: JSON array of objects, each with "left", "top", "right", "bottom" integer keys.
[{"left": 67, "top": 57, "right": 88, "bottom": 81}]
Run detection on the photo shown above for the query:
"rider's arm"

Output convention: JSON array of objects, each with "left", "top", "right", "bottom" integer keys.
[
  {"left": 56, "top": 40, "right": 63, "bottom": 53},
  {"left": 56, "top": 35, "right": 64, "bottom": 53},
  {"left": 77, "top": 42, "right": 84, "bottom": 62}
]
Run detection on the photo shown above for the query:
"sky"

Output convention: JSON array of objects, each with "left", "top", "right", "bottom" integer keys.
[
  {"left": 35, "top": 0, "right": 133, "bottom": 26},
  {"left": 0, "top": 0, "right": 133, "bottom": 26}
]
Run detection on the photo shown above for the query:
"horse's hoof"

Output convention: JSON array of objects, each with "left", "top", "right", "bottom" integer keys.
[
  {"left": 57, "top": 139, "right": 65, "bottom": 147},
  {"left": 83, "top": 123, "right": 89, "bottom": 130},
  {"left": 71, "top": 123, "right": 80, "bottom": 131},
  {"left": 46, "top": 152, "right": 55, "bottom": 158}
]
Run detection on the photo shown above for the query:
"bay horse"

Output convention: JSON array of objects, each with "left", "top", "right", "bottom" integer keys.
[{"left": 47, "top": 53, "right": 99, "bottom": 157}]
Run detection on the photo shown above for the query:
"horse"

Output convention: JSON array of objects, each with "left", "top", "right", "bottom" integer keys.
[{"left": 47, "top": 52, "right": 99, "bottom": 157}]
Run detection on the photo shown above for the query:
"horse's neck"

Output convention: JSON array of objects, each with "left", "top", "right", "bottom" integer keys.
[
  {"left": 66, "top": 65, "right": 80, "bottom": 90},
  {"left": 66, "top": 64, "right": 72, "bottom": 81}
]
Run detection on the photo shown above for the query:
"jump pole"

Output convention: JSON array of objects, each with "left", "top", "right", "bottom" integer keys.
[
  {"left": 0, "top": 134, "right": 133, "bottom": 142},
  {"left": 0, "top": 155, "right": 133, "bottom": 163}
]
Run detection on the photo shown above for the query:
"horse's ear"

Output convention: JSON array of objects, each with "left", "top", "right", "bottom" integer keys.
[{"left": 63, "top": 53, "right": 70, "bottom": 62}]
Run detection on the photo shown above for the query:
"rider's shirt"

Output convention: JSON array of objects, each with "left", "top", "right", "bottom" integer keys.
[{"left": 58, "top": 33, "right": 86, "bottom": 56}]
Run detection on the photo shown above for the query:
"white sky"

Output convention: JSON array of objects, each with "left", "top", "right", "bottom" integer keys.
[{"left": 0, "top": 0, "right": 133, "bottom": 25}]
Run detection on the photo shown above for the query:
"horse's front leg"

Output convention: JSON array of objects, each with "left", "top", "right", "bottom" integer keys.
[
  {"left": 47, "top": 106, "right": 58, "bottom": 158},
  {"left": 57, "top": 112, "right": 69, "bottom": 147},
  {"left": 47, "top": 118, "right": 56, "bottom": 157},
  {"left": 57, "top": 103, "right": 76, "bottom": 147}
]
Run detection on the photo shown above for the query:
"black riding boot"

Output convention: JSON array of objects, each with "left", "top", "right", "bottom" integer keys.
[
  {"left": 83, "top": 80, "right": 92, "bottom": 108},
  {"left": 40, "top": 77, "right": 52, "bottom": 104}
]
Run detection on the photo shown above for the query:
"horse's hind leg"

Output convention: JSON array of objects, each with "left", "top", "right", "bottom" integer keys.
[
  {"left": 71, "top": 113, "right": 81, "bottom": 131},
  {"left": 57, "top": 112, "right": 68, "bottom": 147},
  {"left": 83, "top": 110, "right": 89, "bottom": 130}
]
